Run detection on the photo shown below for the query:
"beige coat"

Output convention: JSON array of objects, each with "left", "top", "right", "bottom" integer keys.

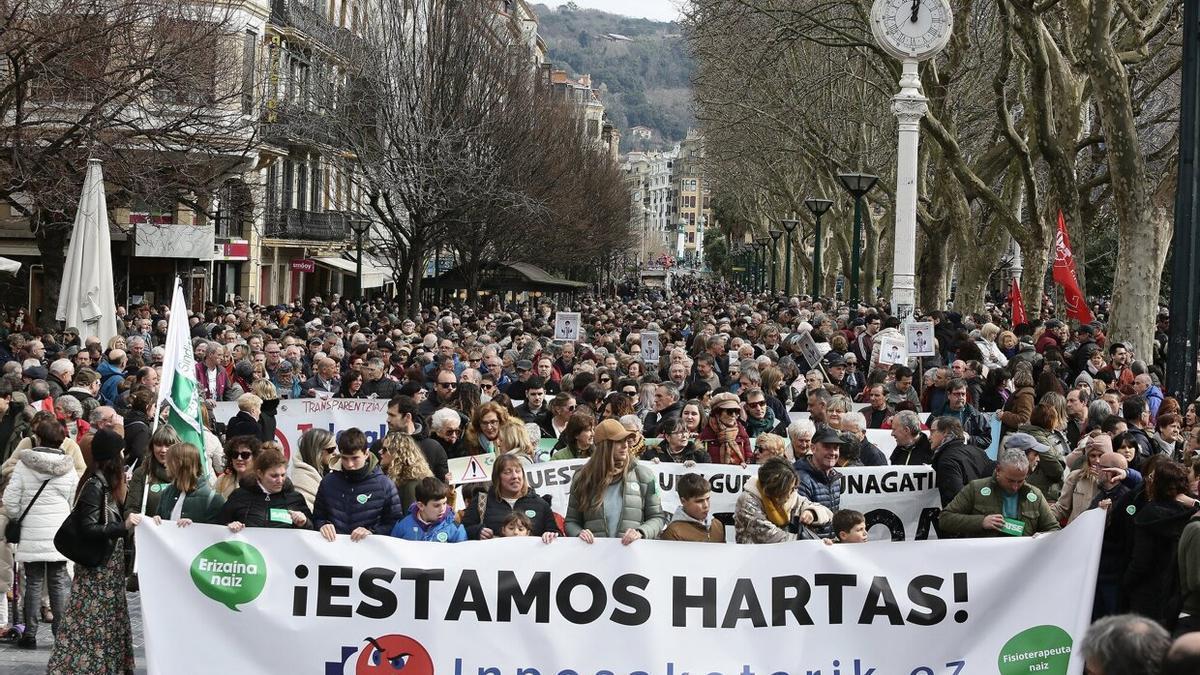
[
  {"left": 1050, "top": 468, "right": 1101, "bottom": 525},
  {"left": 290, "top": 459, "right": 322, "bottom": 511}
]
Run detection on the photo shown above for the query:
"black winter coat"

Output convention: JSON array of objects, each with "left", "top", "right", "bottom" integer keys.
[
  {"left": 890, "top": 434, "right": 934, "bottom": 465},
  {"left": 216, "top": 478, "right": 315, "bottom": 529},
  {"left": 71, "top": 474, "right": 126, "bottom": 565},
  {"left": 641, "top": 442, "right": 709, "bottom": 464},
  {"left": 931, "top": 439, "right": 996, "bottom": 507},
  {"left": 460, "top": 490, "right": 560, "bottom": 539},
  {"left": 312, "top": 466, "right": 403, "bottom": 535},
  {"left": 122, "top": 410, "right": 152, "bottom": 469},
  {"left": 1123, "top": 499, "right": 1200, "bottom": 620}
]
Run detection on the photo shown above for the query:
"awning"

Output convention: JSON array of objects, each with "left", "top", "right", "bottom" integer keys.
[
  {"left": 426, "top": 261, "right": 587, "bottom": 292},
  {"left": 314, "top": 256, "right": 389, "bottom": 289}
]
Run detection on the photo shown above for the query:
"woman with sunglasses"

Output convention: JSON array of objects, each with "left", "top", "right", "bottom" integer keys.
[
  {"left": 539, "top": 393, "right": 577, "bottom": 439},
  {"left": 594, "top": 368, "right": 615, "bottom": 393},
  {"left": 293, "top": 428, "right": 334, "bottom": 510},
  {"left": 217, "top": 445, "right": 314, "bottom": 531},
  {"left": 551, "top": 412, "right": 597, "bottom": 460},
  {"left": 213, "top": 435, "right": 263, "bottom": 498},
  {"left": 464, "top": 402, "right": 510, "bottom": 455},
  {"left": 699, "top": 393, "right": 751, "bottom": 465}
]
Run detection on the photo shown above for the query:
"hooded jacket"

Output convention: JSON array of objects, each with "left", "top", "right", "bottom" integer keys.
[
  {"left": 98, "top": 360, "right": 125, "bottom": 406},
  {"left": 661, "top": 506, "right": 725, "bottom": 542},
  {"left": 733, "top": 477, "right": 831, "bottom": 544},
  {"left": 2, "top": 447, "right": 76, "bottom": 561},
  {"left": 390, "top": 503, "right": 466, "bottom": 542}
]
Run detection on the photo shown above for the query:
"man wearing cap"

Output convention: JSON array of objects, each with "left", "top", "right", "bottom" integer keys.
[
  {"left": 794, "top": 426, "right": 844, "bottom": 537},
  {"left": 938, "top": 446, "right": 1059, "bottom": 538},
  {"left": 505, "top": 359, "right": 535, "bottom": 401},
  {"left": 823, "top": 352, "right": 860, "bottom": 399}
]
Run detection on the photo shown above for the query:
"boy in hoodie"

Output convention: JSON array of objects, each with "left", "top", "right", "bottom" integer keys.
[
  {"left": 660, "top": 473, "right": 725, "bottom": 542},
  {"left": 391, "top": 477, "right": 466, "bottom": 543}
]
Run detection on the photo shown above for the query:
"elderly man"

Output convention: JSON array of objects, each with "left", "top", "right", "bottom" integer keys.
[
  {"left": 642, "top": 382, "right": 683, "bottom": 437},
  {"left": 1080, "top": 615, "right": 1170, "bottom": 675},
  {"left": 938, "top": 447, "right": 1059, "bottom": 538},
  {"left": 889, "top": 410, "right": 933, "bottom": 465},
  {"left": 47, "top": 358, "right": 74, "bottom": 398},
  {"left": 1132, "top": 373, "right": 1164, "bottom": 424},
  {"left": 194, "top": 342, "right": 230, "bottom": 402},
  {"left": 929, "top": 416, "right": 995, "bottom": 506},
  {"left": 98, "top": 349, "right": 127, "bottom": 406},
  {"left": 303, "top": 357, "right": 341, "bottom": 398},
  {"left": 839, "top": 411, "right": 887, "bottom": 466},
  {"left": 864, "top": 384, "right": 893, "bottom": 429},
  {"left": 794, "top": 426, "right": 844, "bottom": 537},
  {"left": 360, "top": 358, "right": 397, "bottom": 399},
  {"left": 89, "top": 406, "right": 121, "bottom": 434}
]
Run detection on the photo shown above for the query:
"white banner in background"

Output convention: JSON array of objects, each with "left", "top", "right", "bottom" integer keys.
[
  {"left": 214, "top": 398, "right": 389, "bottom": 457},
  {"left": 136, "top": 512, "right": 1103, "bottom": 675},
  {"left": 454, "top": 460, "right": 940, "bottom": 542}
]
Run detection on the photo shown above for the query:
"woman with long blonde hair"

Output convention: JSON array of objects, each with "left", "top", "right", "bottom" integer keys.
[
  {"left": 463, "top": 402, "right": 510, "bottom": 455},
  {"left": 564, "top": 419, "right": 664, "bottom": 545},
  {"left": 380, "top": 432, "right": 434, "bottom": 511}
]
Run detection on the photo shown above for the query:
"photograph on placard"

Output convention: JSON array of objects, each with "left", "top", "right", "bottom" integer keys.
[
  {"left": 879, "top": 335, "right": 908, "bottom": 366},
  {"left": 904, "top": 321, "right": 935, "bottom": 357},
  {"left": 641, "top": 332, "right": 660, "bottom": 364},
  {"left": 554, "top": 312, "right": 581, "bottom": 341}
]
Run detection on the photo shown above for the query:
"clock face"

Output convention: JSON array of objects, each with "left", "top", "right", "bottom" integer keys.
[{"left": 870, "top": 0, "right": 953, "bottom": 62}]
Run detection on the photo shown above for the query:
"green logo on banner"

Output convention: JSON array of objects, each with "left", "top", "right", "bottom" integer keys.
[
  {"left": 998, "top": 625, "right": 1073, "bottom": 675},
  {"left": 190, "top": 541, "right": 267, "bottom": 611}
]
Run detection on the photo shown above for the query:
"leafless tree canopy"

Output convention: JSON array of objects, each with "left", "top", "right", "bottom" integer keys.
[{"left": 686, "top": 0, "right": 1182, "bottom": 359}]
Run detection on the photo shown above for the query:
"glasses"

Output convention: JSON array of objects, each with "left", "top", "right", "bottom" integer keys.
[
  {"left": 233, "top": 451, "right": 254, "bottom": 461},
  {"left": 599, "top": 377, "right": 611, "bottom": 382},
  {"left": 480, "top": 419, "right": 500, "bottom": 427},
  {"left": 622, "top": 389, "right": 638, "bottom": 396},
  {"left": 747, "top": 401, "right": 767, "bottom": 409},
  {"left": 322, "top": 446, "right": 337, "bottom": 454},
  {"left": 718, "top": 408, "right": 738, "bottom": 416},
  {"left": 443, "top": 428, "right": 461, "bottom": 437},
  {"left": 482, "top": 383, "right": 495, "bottom": 390},
  {"left": 437, "top": 382, "right": 458, "bottom": 389}
]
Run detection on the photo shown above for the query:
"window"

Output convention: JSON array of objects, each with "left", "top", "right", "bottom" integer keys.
[
  {"left": 311, "top": 160, "right": 322, "bottom": 211},
  {"left": 152, "top": 19, "right": 218, "bottom": 104},
  {"left": 241, "top": 31, "right": 257, "bottom": 115},
  {"left": 266, "top": 164, "right": 279, "bottom": 220},
  {"left": 282, "top": 160, "right": 294, "bottom": 211},
  {"left": 296, "top": 160, "right": 308, "bottom": 212}
]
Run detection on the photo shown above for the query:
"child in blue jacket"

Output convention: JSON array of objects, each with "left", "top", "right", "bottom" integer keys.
[{"left": 391, "top": 477, "right": 467, "bottom": 543}]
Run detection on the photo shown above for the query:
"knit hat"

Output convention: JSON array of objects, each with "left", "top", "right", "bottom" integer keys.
[
  {"left": 1074, "top": 370, "right": 1095, "bottom": 389},
  {"left": 91, "top": 429, "right": 124, "bottom": 463}
]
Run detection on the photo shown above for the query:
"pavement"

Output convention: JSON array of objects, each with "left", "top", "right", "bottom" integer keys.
[{"left": 0, "top": 592, "right": 148, "bottom": 674}]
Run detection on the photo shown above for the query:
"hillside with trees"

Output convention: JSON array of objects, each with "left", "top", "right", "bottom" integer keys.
[{"left": 533, "top": 3, "right": 694, "bottom": 150}]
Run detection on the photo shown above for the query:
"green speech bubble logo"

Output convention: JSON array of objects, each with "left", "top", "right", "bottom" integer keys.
[
  {"left": 998, "top": 625, "right": 1073, "bottom": 675},
  {"left": 190, "top": 541, "right": 267, "bottom": 612}
]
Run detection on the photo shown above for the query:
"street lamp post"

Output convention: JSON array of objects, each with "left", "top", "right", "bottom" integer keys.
[
  {"left": 768, "top": 228, "right": 782, "bottom": 294},
  {"left": 348, "top": 215, "right": 371, "bottom": 300},
  {"left": 837, "top": 172, "right": 879, "bottom": 305},
  {"left": 780, "top": 219, "right": 800, "bottom": 296},
  {"left": 1167, "top": 0, "right": 1200, "bottom": 401},
  {"left": 803, "top": 198, "right": 834, "bottom": 299},
  {"left": 755, "top": 237, "right": 769, "bottom": 292}
]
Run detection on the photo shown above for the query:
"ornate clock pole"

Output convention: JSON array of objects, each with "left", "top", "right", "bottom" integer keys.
[{"left": 870, "top": 0, "right": 953, "bottom": 323}]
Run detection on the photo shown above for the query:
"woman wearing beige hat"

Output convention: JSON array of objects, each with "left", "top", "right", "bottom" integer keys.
[
  {"left": 565, "top": 418, "right": 665, "bottom": 545},
  {"left": 698, "top": 392, "right": 751, "bottom": 464}
]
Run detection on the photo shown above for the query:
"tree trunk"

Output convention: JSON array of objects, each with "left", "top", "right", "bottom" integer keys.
[{"left": 917, "top": 226, "right": 950, "bottom": 311}]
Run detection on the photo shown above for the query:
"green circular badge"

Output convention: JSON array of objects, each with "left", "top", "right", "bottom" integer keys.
[
  {"left": 980, "top": 487, "right": 992, "bottom": 496},
  {"left": 436, "top": 531, "right": 448, "bottom": 542},
  {"left": 356, "top": 494, "right": 369, "bottom": 505},
  {"left": 1026, "top": 492, "right": 1038, "bottom": 503},
  {"left": 998, "top": 625, "right": 1073, "bottom": 675},
  {"left": 1127, "top": 505, "right": 1137, "bottom": 516},
  {"left": 150, "top": 483, "right": 163, "bottom": 493},
  {"left": 525, "top": 510, "right": 537, "bottom": 518}
]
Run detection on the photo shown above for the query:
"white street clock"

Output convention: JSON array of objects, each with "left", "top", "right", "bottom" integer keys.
[{"left": 870, "top": 0, "right": 953, "bottom": 62}]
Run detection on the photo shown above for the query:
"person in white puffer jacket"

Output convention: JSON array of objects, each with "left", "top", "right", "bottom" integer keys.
[{"left": 2, "top": 418, "right": 76, "bottom": 648}]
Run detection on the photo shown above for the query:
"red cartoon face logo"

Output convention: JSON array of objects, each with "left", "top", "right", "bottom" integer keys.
[{"left": 355, "top": 634, "right": 434, "bottom": 675}]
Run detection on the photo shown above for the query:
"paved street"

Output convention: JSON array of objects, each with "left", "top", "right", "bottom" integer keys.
[{"left": 0, "top": 593, "right": 147, "bottom": 674}]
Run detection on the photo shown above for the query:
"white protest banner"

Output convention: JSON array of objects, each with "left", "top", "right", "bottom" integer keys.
[
  {"left": 554, "top": 312, "right": 581, "bottom": 341},
  {"left": 136, "top": 511, "right": 1104, "bottom": 675},
  {"left": 905, "top": 321, "right": 936, "bottom": 357},
  {"left": 213, "top": 398, "right": 389, "bottom": 458},
  {"left": 456, "top": 460, "right": 939, "bottom": 542}
]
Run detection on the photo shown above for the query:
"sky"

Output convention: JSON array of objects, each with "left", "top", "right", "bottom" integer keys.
[{"left": 538, "top": 0, "right": 682, "bottom": 23}]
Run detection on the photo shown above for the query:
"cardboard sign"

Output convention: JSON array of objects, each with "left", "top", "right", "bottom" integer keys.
[
  {"left": 554, "top": 312, "right": 581, "bottom": 341},
  {"left": 641, "top": 332, "right": 661, "bottom": 364},
  {"left": 797, "top": 331, "right": 822, "bottom": 370},
  {"left": 878, "top": 335, "right": 907, "bottom": 366},
  {"left": 905, "top": 321, "right": 935, "bottom": 357}
]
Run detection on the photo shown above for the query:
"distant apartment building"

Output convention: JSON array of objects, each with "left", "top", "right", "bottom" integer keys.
[{"left": 671, "top": 131, "right": 712, "bottom": 264}]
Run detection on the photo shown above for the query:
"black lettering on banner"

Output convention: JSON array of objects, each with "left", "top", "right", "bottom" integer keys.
[
  {"left": 709, "top": 472, "right": 747, "bottom": 494},
  {"left": 292, "top": 564, "right": 309, "bottom": 615},
  {"left": 610, "top": 574, "right": 652, "bottom": 626},
  {"left": 906, "top": 574, "right": 948, "bottom": 625},
  {"left": 916, "top": 507, "right": 942, "bottom": 541},
  {"left": 556, "top": 572, "right": 607, "bottom": 624},
  {"left": 722, "top": 578, "right": 767, "bottom": 628},
  {"left": 814, "top": 574, "right": 857, "bottom": 623},
  {"left": 672, "top": 576, "right": 717, "bottom": 627},
  {"left": 771, "top": 575, "right": 814, "bottom": 626},
  {"left": 857, "top": 576, "right": 904, "bottom": 625},
  {"left": 864, "top": 508, "right": 906, "bottom": 542},
  {"left": 316, "top": 565, "right": 354, "bottom": 617},
  {"left": 658, "top": 473, "right": 675, "bottom": 492},
  {"left": 446, "top": 570, "right": 492, "bottom": 621},
  {"left": 357, "top": 567, "right": 398, "bottom": 619},
  {"left": 400, "top": 568, "right": 444, "bottom": 620},
  {"left": 497, "top": 571, "right": 551, "bottom": 623}
]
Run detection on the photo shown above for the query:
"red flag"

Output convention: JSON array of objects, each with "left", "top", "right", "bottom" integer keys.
[
  {"left": 1053, "top": 211, "right": 1094, "bottom": 325},
  {"left": 1010, "top": 278, "right": 1027, "bottom": 326}
]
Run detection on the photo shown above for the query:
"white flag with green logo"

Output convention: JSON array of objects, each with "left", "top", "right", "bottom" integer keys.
[{"left": 155, "top": 278, "right": 208, "bottom": 476}]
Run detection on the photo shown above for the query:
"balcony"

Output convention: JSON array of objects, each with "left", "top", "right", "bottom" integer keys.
[
  {"left": 271, "top": 0, "right": 350, "bottom": 50},
  {"left": 265, "top": 209, "right": 348, "bottom": 242}
]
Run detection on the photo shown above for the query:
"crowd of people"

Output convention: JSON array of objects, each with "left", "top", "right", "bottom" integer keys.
[{"left": 0, "top": 278, "right": 1198, "bottom": 673}]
